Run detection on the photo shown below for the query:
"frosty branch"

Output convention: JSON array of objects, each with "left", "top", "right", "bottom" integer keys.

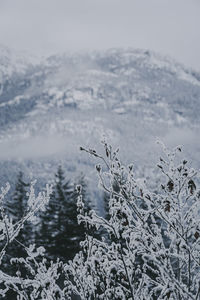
[{"left": 0, "top": 141, "right": 200, "bottom": 299}]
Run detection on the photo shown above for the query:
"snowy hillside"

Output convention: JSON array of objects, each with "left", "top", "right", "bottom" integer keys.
[{"left": 0, "top": 46, "right": 200, "bottom": 190}]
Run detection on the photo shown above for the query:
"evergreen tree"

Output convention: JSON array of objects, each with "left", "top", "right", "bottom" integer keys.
[
  {"left": 38, "top": 166, "right": 86, "bottom": 261},
  {"left": 5, "top": 171, "right": 31, "bottom": 256},
  {"left": 1, "top": 172, "right": 32, "bottom": 300},
  {"left": 6, "top": 171, "right": 29, "bottom": 221}
]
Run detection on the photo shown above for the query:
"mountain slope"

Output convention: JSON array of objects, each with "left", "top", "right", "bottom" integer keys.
[{"left": 0, "top": 47, "right": 200, "bottom": 192}]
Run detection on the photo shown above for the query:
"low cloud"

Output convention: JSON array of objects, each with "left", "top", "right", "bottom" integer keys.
[
  {"left": 0, "top": 0, "right": 199, "bottom": 70},
  {"left": 0, "top": 135, "right": 70, "bottom": 160}
]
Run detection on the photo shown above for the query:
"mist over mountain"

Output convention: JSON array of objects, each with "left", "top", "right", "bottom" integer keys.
[{"left": 0, "top": 45, "right": 200, "bottom": 194}]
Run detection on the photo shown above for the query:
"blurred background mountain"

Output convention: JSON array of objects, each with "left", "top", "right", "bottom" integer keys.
[{"left": 0, "top": 45, "right": 200, "bottom": 200}]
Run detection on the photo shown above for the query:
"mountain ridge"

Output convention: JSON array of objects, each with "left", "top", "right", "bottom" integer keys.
[{"left": 0, "top": 46, "right": 199, "bottom": 192}]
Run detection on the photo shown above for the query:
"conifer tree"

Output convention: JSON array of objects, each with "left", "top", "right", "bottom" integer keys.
[
  {"left": 38, "top": 166, "right": 86, "bottom": 261},
  {"left": 6, "top": 171, "right": 29, "bottom": 221},
  {"left": 1, "top": 171, "right": 32, "bottom": 300},
  {"left": 5, "top": 171, "right": 31, "bottom": 256}
]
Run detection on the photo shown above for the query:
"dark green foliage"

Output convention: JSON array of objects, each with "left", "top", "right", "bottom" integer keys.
[
  {"left": 1, "top": 172, "right": 32, "bottom": 299},
  {"left": 5, "top": 171, "right": 32, "bottom": 255},
  {"left": 6, "top": 171, "right": 29, "bottom": 220},
  {"left": 38, "top": 166, "right": 87, "bottom": 261}
]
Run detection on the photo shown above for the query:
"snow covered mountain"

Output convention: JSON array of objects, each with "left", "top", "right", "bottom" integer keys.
[{"left": 0, "top": 46, "right": 200, "bottom": 191}]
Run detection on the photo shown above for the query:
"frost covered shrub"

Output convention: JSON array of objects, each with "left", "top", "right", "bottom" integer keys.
[
  {"left": 0, "top": 182, "right": 61, "bottom": 299},
  {"left": 1, "top": 142, "right": 200, "bottom": 300},
  {"left": 65, "top": 142, "right": 200, "bottom": 300}
]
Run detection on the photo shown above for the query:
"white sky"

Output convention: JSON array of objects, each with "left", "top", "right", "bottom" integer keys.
[{"left": 0, "top": 0, "right": 199, "bottom": 70}]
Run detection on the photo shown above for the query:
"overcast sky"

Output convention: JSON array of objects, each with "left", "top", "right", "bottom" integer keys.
[{"left": 0, "top": 0, "right": 199, "bottom": 70}]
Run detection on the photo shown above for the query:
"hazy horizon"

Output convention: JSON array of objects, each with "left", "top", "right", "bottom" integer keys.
[{"left": 0, "top": 0, "right": 199, "bottom": 70}]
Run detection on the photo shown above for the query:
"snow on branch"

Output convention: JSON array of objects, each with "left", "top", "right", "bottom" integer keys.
[{"left": 1, "top": 141, "right": 200, "bottom": 299}]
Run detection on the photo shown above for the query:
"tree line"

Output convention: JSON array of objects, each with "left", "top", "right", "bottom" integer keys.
[
  {"left": 1, "top": 142, "right": 200, "bottom": 299},
  {"left": 1, "top": 166, "right": 91, "bottom": 271}
]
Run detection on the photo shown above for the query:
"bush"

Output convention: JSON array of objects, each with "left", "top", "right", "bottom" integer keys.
[
  {"left": 1, "top": 141, "right": 200, "bottom": 299},
  {"left": 66, "top": 142, "right": 200, "bottom": 299}
]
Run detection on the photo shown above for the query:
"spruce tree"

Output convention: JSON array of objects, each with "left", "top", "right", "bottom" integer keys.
[
  {"left": 5, "top": 171, "right": 31, "bottom": 256},
  {"left": 6, "top": 171, "right": 29, "bottom": 221},
  {"left": 1, "top": 171, "right": 32, "bottom": 300},
  {"left": 38, "top": 166, "right": 86, "bottom": 262}
]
